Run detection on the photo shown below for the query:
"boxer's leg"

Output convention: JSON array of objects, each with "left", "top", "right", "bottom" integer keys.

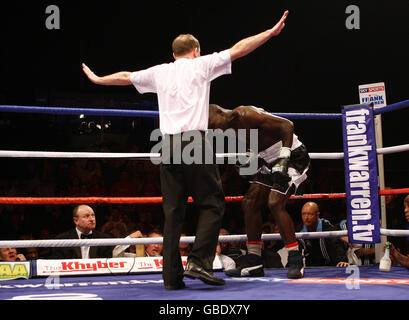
[
  {"left": 225, "top": 183, "right": 269, "bottom": 277},
  {"left": 268, "top": 186, "right": 304, "bottom": 279}
]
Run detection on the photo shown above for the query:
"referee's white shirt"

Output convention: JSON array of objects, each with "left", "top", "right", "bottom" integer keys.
[{"left": 130, "top": 50, "right": 232, "bottom": 135}]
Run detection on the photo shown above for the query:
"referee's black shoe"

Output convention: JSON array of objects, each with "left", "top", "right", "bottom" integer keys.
[{"left": 184, "top": 261, "right": 225, "bottom": 285}]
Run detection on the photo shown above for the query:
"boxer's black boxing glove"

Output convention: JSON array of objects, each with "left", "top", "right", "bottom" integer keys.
[
  {"left": 271, "top": 157, "right": 290, "bottom": 175},
  {"left": 269, "top": 147, "right": 291, "bottom": 193},
  {"left": 270, "top": 147, "right": 291, "bottom": 174}
]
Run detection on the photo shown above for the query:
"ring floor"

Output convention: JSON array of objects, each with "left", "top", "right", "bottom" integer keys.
[{"left": 1, "top": 265, "right": 408, "bottom": 300}]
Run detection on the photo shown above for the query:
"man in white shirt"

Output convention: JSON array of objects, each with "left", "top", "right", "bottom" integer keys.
[
  {"left": 113, "top": 230, "right": 163, "bottom": 258},
  {"left": 82, "top": 10, "right": 289, "bottom": 290}
]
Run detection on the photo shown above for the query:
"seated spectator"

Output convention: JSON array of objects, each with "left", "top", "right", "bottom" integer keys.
[
  {"left": 48, "top": 204, "right": 112, "bottom": 259},
  {"left": 0, "top": 248, "right": 26, "bottom": 261},
  {"left": 387, "top": 242, "right": 409, "bottom": 268},
  {"left": 101, "top": 207, "right": 128, "bottom": 238},
  {"left": 65, "top": 176, "right": 82, "bottom": 196},
  {"left": 145, "top": 229, "right": 163, "bottom": 257},
  {"left": 36, "top": 228, "right": 53, "bottom": 259},
  {"left": 390, "top": 194, "right": 409, "bottom": 256},
  {"left": 179, "top": 233, "right": 192, "bottom": 257},
  {"left": 339, "top": 219, "right": 375, "bottom": 265},
  {"left": 298, "top": 202, "right": 349, "bottom": 268},
  {"left": 113, "top": 229, "right": 163, "bottom": 257},
  {"left": 135, "top": 211, "right": 155, "bottom": 235},
  {"left": 216, "top": 242, "right": 236, "bottom": 271},
  {"left": 113, "top": 230, "right": 145, "bottom": 258},
  {"left": 261, "top": 224, "right": 286, "bottom": 268},
  {"left": 218, "top": 228, "right": 245, "bottom": 265},
  {"left": 121, "top": 212, "right": 138, "bottom": 235},
  {"left": 17, "top": 234, "right": 39, "bottom": 261},
  {"left": 110, "top": 170, "right": 140, "bottom": 197},
  {"left": 23, "top": 247, "right": 39, "bottom": 260},
  {"left": 88, "top": 174, "right": 107, "bottom": 196},
  {"left": 101, "top": 220, "right": 128, "bottom": 238},
  {"left": 139, "top": 162, "right": 161, "bottom": 197}
]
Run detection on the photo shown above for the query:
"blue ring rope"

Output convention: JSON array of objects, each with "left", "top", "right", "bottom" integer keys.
[
  {"left": 0, "top": 99, "right": 408, "bottom": 120},
  {"left": 0, "top": 105, "right": 344, "bottom": 120},
  {"left": 373, "top": 99, "right": 409, "bottom": 115}
]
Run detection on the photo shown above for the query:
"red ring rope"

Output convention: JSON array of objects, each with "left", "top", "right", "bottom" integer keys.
[{"left": 0, "top": 188, "right": 407, "bottom": 204}]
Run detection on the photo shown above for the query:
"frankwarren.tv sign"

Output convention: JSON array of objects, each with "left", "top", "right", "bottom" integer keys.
[{"left": 342, "top": 104, "right": 381, "bottom": 244}]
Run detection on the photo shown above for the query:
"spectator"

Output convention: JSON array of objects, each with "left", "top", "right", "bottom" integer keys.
[
  {"left": 384, "top": 187, "right": 402, "bottom": 223},
  {"left": 2, "top": 210, "right": 25, "bottom": 240},
  {"left": 113, "top": 229, "right": 163, "bottom": 257},
  {"left": 65, "top": 176, "right": 82, "bottom": 196},
  {"left": 216, "top": 243, "right": 236, "bottom": 271},
  {"left": 48, "top": 204, "right": 112, "bottom": 259},
  {"left": 339, "top": 219, "right": 375, "bottom": 265},
  {"left": 298, "top": 202, "right": 349, "bottom": 268},
  {"left": 69, "top": 160, "right": 88, "bottom": 184},
  {"left": 110, "top": 170, "right": 140, "bottom": 197},
  {"left": 101, "top": 220, "right": 128, "bottom": 239},
  {"left": 23, "top": 247, "right": 39, "bottom": 260},
  {"left": 18, "top": 234, "right": 39, "bottom": 261},
  {"left": 261, "top": 224, "right": 286, "bottom": 269},
  {"left": 216, "top": 229, "right": 237, "bottom": 271},
  {"left": 145, "top": 229, "right": 163, "bottom": 257},
  {"left": 101, "top": 207, "right": 129, "bottom": 238},
  {"left": 389, "top": 194, "right": 409, "bottom": 256},
  {"left": 113, "top": 230, "right": 145, "bottom": 258},
  {"left": 218, "top": 228, "right": 245, "bottom": 265},
  {"left": 139, "top": 162, "right": 161, "bottom": 196},
  {"left": 135, "top": 211, "right": 154, "bottom": 235},
  {"left": 121, "top": 212, "right": 138, "bottom": 234},
  {"left": 387, "top": 242, "right": 409, "bottom": 268},
  {"left": 88, "top": 174, "right": 107, "bottom": 196},
  {"left": 82, "top": 160, "right": 102, "bottom": 185},
  {"left": 262, "top": 212, "right": 276, "bottom": 239},
  {"left": 0, "top": 248, "right": 26, "bottom": 261},
  {"left": 36, "top": 228, "right": 53, "bottom": 259},
  {"left": 179, "top": 233, "right": 192, "bottom": 257}
]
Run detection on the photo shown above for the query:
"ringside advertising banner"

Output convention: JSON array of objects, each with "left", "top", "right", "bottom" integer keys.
[
  {"left": 0, "top": 261, "right": 30, "bottom": 280},
  {"left": 342, "top": 104, "right": 380, "bottom": 244},
  {"left": 35, "top": 256, "right": 223, "bottom": 277}
]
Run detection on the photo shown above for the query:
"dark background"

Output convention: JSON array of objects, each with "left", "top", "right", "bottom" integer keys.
[{"left": 1, "top": 0, "right": 408, "bottom": 186}]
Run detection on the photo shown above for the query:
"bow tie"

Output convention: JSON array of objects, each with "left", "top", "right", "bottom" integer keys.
[{"left": 80, "top": 233, "right": 92, "bottom": 239}]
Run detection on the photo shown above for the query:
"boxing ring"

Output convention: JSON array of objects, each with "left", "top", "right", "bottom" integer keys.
[{"left": 1, "top": 99, "right": 409, "bottom": 302}]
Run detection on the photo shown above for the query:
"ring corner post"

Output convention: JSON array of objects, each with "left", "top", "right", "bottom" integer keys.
[{"left": 358, "top": 82, "right": 388, "bottom": 262}]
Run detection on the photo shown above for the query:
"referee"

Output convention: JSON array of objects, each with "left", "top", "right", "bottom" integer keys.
[{"left": 82, "top": 10, "right": 289, "bottom": 290}]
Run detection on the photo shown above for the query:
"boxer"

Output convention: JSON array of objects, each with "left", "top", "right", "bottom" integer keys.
[{"left": 209, "top": 104, "right": 310, "bottom": 279}]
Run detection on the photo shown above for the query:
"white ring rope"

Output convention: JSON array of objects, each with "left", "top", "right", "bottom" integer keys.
[
  {"left": 0, "top": 144, "right": 407, "bottom": 160},
  {"left": 380, "top": 229, "right": 409, "bottom": 237},
  {"left": 0, "top": 151, "right": 246, "bottom": 160},
  {"left": 0, "top": 230, "right": 374, "bottom": 249},
  {"left": 1, "top": 228, "right": 408, "bottom": 250},
  {"left": 2, "top": 229, "right": 407, "bottom": 249}
]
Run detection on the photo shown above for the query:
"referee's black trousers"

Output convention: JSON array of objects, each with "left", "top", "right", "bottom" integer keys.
[{"left": 160, "top": 131, "right": 225, "bottom": 286}]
